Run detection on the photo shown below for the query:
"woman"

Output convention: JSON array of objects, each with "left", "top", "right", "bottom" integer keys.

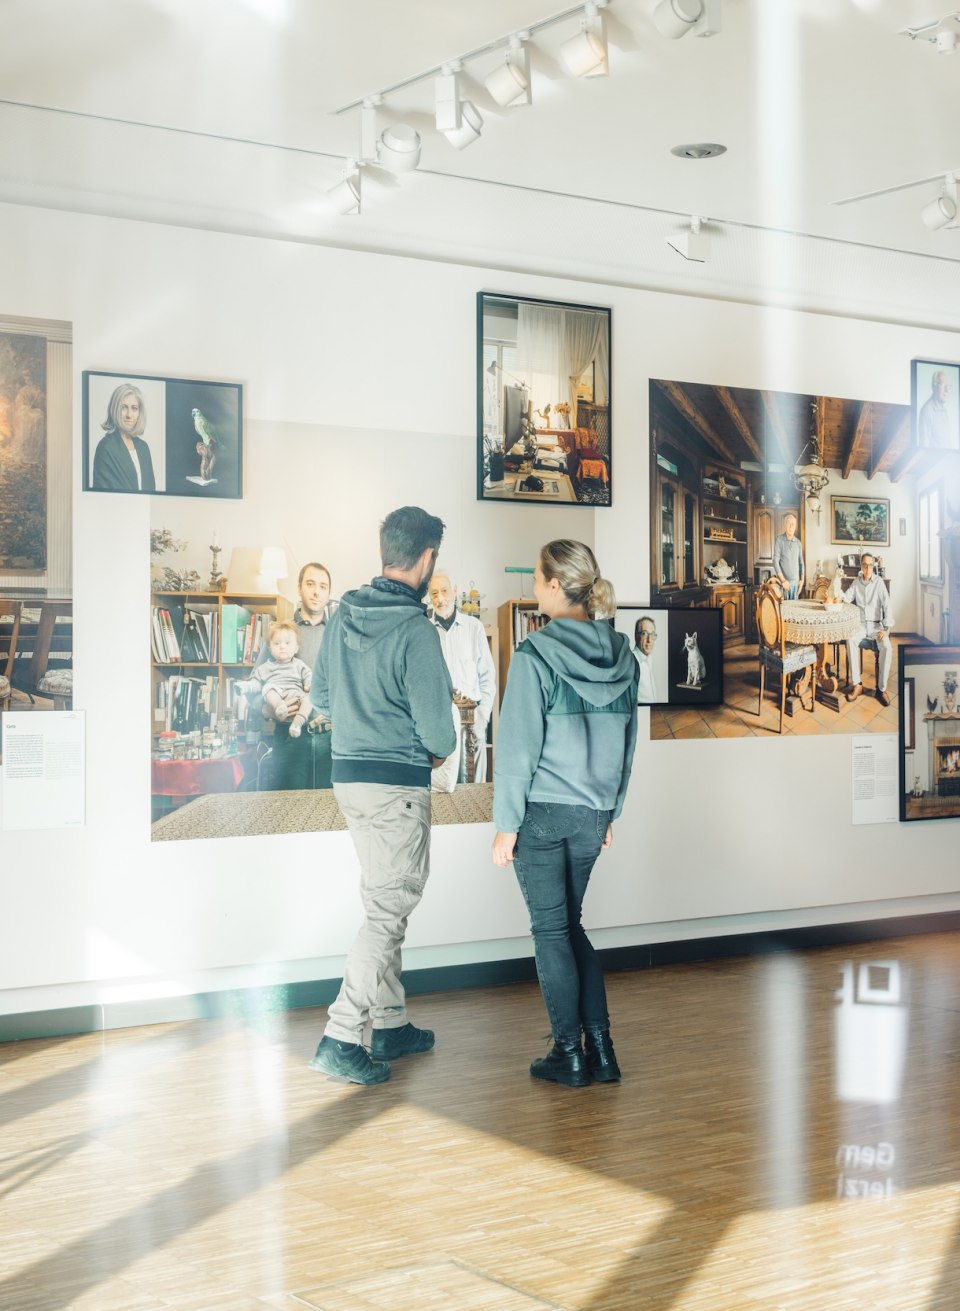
[
  {"left": 92, "top": 383, "right": 156, "bottom": 492},
  {"left": 492, "top": 540, "right": 638, "bottom": 1087}
]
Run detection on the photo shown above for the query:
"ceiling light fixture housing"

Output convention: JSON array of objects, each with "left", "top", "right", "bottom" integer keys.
[
  {"left": 670, "top": 141, "right": 727, "bottom": 160},
  {"left": 921, "top": 173, "right": 958, "bottom": 230},
  {"left": 443, "top": 100, "right": 483, "bottom": 149},
  {"left": 560, "top": 2, "right": 609, "bottom": 77},
  {"left": 484, "top": 33, "right": 532, "bottom": 106},
  {"left": 377, "top": 123, "right": 422, "bottom": 174},
  {"left": 327, "top": 163, "right": 361, "bottom": 215},
  {"left": 666, "top": 215, "right": 711, "bottom": 262},
  {"left": 653, "top": 0, "right": 721, "bottom": 40},
  {"left": 903, "top": 11, "right": 960, "bottom": 52}
]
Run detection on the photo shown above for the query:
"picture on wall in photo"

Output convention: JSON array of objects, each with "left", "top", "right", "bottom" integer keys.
[
  {"left": 83, "top": 371, "right": 243, "bottom": 499},
  {"left": 911, "top": 359, "right": 960, "bottom": 452}
]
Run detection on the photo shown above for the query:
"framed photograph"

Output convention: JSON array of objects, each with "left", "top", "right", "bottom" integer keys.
[
  {"left": 477, "top": 291, "right": 611, "bottom": 507},
  {"left": 911, "top": 358, "right": 960, "bottom": 452},
  {"left": 830, "top": 495, "right": 890, "bottom": 548},
  {"left": 612, "top": 606, "right": 724, "bottom": 707},
  {"left": 899, "top": 645, "right": 960, "bottom": 822},
  {"left": 82, "top": 371, "right": 242, "bottom": 499}
]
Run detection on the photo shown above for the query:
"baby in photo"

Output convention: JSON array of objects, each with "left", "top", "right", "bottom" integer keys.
[{"left": 234, "top": 620, "right": 312, "bottom": 736}]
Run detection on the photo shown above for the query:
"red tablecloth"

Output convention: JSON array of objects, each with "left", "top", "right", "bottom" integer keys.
[{"left": 152, "top": 752, "right": 248, "bottom": 797}]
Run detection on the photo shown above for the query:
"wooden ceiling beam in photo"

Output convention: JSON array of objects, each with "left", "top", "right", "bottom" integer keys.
[
  {"left": 759, "top": 390, "right": 794, "bottom": 469},
  {"left": 869, "top": 413, "right": 909, "bottom": 480},
  {"left": 888, "top": 443, "right": 923, "bottom": 483},
  {"left": 841, "top": 401, "right": 871, "bottom": 480},
  {"left": 656, "top": 381, "right": 737, "bottom": 464},
  {"left": 715, "top": 386, "right": 763, "bottom": 462}
]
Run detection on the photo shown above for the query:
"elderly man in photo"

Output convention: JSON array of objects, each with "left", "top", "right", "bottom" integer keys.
[
  {"left": 427, "top": 569, "right": 496, "bottom": 786},
  {"left": 918, "top": 370, "right": 952, "bottom": 449},
  {"left": 773, "top": 513, "right": 804, "bottom": 600},
  {"left": 632, "top": 615, "right": 659, "bottom": 703},
  {"left": 843, "top": 553, "right": 894, "bottom": 707}
]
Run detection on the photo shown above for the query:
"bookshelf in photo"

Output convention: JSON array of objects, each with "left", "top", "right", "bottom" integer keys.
[
  {"left": 497, "top": 598, "right": 547, "bottom": 707},
  {"left": 150, "top": 590, "right": 293, "bottom": 736}
]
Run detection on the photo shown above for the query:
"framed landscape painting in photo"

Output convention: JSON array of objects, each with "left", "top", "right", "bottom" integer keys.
[{"left": 831, "top": 496, "right": 890, "bottom": 548}]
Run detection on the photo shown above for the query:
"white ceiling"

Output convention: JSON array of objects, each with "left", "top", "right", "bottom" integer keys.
[{"left": 3, "top": 0, "right": 960, "bottom": 326}]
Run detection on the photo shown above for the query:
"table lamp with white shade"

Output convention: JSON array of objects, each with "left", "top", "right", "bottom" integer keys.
[{"left": 226, "top": 546, "right": 290, "bottom": 595}]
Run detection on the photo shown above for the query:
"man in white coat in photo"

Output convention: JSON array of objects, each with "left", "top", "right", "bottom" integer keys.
[{"left": 428, "top": 569, "right": 496, "bottom": 785}]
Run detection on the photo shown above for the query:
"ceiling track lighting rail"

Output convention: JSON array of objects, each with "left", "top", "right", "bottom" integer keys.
[{"left": 331, "top": 2, "right": 611, "bottom": 117}]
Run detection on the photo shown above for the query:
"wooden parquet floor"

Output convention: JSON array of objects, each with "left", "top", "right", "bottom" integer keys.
[{"left": 2, "top": 933, "right": 960, "bottom": 1310}]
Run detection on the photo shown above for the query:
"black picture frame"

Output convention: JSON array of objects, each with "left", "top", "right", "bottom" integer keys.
[
  {"left": 477, "top": 291, "right": 611, "bottom": 507},
  {"left": 612, "top": 605, "right": 724, "bottom": 707},
  {"left": 911, "top": 358, "right": 960, "bottom": 452},
  {"left": 899, "top": 644, "right": 960, "bottom": 821},
  {"left": 82, "top": 370, "right": 243, "bottom": 499}
]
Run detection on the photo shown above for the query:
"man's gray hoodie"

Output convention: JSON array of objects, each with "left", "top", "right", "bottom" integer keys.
[
  {"left": 312, "top": 577, "right": 456, "bottom": 788},
  {"left": 493, "top": 618, "right": 638, "bottom": 832}
]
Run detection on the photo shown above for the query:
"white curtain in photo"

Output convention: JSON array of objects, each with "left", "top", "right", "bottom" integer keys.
[
  {"left": 563, "top": 308, "right": 606, "bottom": 415},
  {"left": 592, "top": 317, "right": 609, "bottom": 406},
  {"left": 516, "top": 302, "right": 563, "bottom": 419}
]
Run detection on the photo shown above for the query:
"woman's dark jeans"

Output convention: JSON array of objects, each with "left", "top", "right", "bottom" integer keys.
[{"left": 513, "top": 802, "right": 611, "bottom": 1043}]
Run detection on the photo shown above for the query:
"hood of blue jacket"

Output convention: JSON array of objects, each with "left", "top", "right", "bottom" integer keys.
[
  {"left": 523, "top": 618, "right": 636, "bottom": 707},
  {"left": 337, "top": 582, "right": 425, "bottom": 652}
]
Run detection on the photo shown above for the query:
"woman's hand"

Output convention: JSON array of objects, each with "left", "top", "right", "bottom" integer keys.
[
  {"left": 492, "top": 831, "right": 517, "bottom": 867},
  {"left": 601, "top": 823, "right": 613, "bottom": 851}
]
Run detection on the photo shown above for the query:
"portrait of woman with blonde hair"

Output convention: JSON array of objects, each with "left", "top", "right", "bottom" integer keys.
[
  {"left": 92, "top": 382, "right": 156, "bottom": 492},
  {"left": 492, "top": 539, "right": 638, "bottom": 1088}
]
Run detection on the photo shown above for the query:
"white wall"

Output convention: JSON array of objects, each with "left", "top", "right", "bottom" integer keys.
[{"left": 1, "top": 202, "right": 959, "bottom": 1022}]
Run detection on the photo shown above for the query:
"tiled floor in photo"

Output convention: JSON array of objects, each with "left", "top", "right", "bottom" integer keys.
[{"left": 651, "top": 635, "right": 911, "bottom": 740}]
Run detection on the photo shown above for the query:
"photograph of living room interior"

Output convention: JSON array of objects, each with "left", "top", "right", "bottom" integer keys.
[
  {"left": 8, "top": 3, "right": 960, "bottom": 1305},
  {"left": 648, "top": 377, "right": 953, "bottom": 740}
]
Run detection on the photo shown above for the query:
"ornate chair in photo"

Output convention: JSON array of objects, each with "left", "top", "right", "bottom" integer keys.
[
  {"left": 0, "top": 601, "right": 23, "bottom": 712},
  {"left": 755, "top": 582, "right": 817, "bottom": 734}
]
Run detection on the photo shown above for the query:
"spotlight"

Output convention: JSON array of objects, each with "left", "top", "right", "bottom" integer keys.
[
  {"left": 327, "top": 164, "right": 360, "bottom": 215},
  {"left": 666, "top": 215, "right": 711, "bottom": 262},
  {"left": 560, "top": 2, "right": 609, "bottom": 77},
  {"left": 921, "top": 174, "right": 958, "bottom": 230},
  {"left": 653, "top": 0, "right": 720, "bottom": 40},
  {"left": 435, "top": 68, "right": 462, "bottom": 132},
  {"left": 377, "top": 123, "right": 421, "bottom": 174},
  {"left": 936, "top": 25, "right": 957, "bottom": 54},
  {"left": 484, "top": 34, "right": 531, "bottom": 106},
  {"left": 443, "top": 101, "right": 483, "bottom": 149}
]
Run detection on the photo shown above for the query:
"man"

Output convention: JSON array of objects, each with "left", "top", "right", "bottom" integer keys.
[
  {"left": 918, "top": 369, "right": 952, "bottom": 449},
  {"left": 427, "top": 569, "right": 496, "bottom": 785},
  {"left": 257, "top": 562, "right": 337, "bottom": 789},
  {"left": 843, "top": 553, "right": 894, "bottom": 707},
  {"left": 632, "top": 615, "right": 659, "bottom": 703},
  {"left": 309, "top": 507, "right": 456, "bottom": 1086},
  {"left": 773, "top": 512, "right": 804, "bottom": 600}
]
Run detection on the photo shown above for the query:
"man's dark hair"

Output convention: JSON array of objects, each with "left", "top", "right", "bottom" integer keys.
[{"left": 380, "top": 506, "right": 445, "bottom": 570}]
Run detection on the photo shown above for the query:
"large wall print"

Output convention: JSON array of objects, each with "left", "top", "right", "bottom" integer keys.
[
  {"left": 648, "top": 379, "right": 916, "bottom": 742},
  {"left": 477, "top": 292, "right": 611, "bottom": 507},
  {"left": 0, "top": 332, "right": 46, "bottom": 571}
]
